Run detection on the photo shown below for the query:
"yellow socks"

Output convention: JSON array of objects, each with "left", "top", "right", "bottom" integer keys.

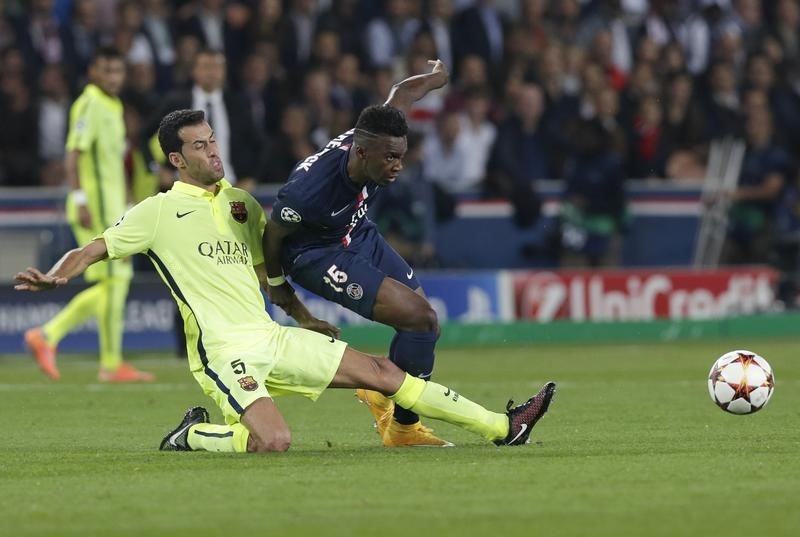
[
  {"left": 188, "top": 422, "right": 250, "bottom": 452},
  {"left": 389, "top": 374, "right": 509, "bottom": 442}
]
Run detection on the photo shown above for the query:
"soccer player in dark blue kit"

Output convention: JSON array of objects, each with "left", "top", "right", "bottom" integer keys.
[{"left": 263, "top": 60, "right": 453, "bottom": 446}]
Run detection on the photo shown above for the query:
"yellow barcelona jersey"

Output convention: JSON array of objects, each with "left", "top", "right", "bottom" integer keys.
[
  {"left": 102, "top": 180, "right": 274, "bottom": 371},
  {"left": 65, "top": 83, "right": 127, "bottom": 230}
]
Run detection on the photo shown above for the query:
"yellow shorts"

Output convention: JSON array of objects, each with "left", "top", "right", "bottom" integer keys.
[{"left": 191, "top": 325, "right": 348, "bottom": 425}]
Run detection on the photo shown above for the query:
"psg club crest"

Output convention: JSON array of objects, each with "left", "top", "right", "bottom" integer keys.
[
  {"left": 346, "top": 283, "right": 363, "bottom": 300},
  {"left": 238, "top": 376, "right": 259, "bottom": 392},
  {"left": 230, "top": 201, "right": 248, "bottom": 223}
]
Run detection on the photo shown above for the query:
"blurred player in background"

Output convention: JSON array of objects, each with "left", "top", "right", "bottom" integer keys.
[
  {"left": 263, "top": 60, "right": 452, "bottom": 446},
  {"left": 23, "top": 47, "right": 154, "bottom": 383},
  {"left": 14, "top": 109, "right": 556, "bottom": 453}
]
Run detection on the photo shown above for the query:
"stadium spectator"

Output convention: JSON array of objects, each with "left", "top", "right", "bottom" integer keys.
[
  {"left": 265, "top": 103, "right": 315, "bottom": 183},
  {"left": 772, "top": 167, "right": 800, "bottom": 307},
  {"left": 771, "top": 0, "right": 800, "bottom": 65},
  {"left": 423, "top": 108, "right": 469, "bottom": 193},
  {"left": 627, "top": 94, "right": 666, "bottom": 178},
  {"left": 443, "top": 53, "right": 489, "bottom": 111},
  {"left": 240, "top": 51, "right": 285, "bottom": 135},
  {"left": 548, "top": 0, "right": 581, "bottom": 47},
  {"left": 733, "top": 0, "right": 767, "bottom": 54},
  {"left": 61, "top": 0, "right": 100, "bottom": 90},
  {"left": 487, "top": 83, "right": 549, "bottom": 227},
  {"left": 176, "top": 0, "right": 251, "bottom": 81},
  {"left": 141, "top": 48, "right": 264, "bottom": 189},
  {"left": 588, "top": 29, "right": 628, "bottom": 91},
  {"left": 576, "top": 0, "right": 633, "bottom": 76},
  {"left": 745, "top": 52, "right": 800, "bottom": 151},
  {"left": 723, "top": 108, "right": 793, "bottom": 264},
  {"left": 703, "top": 61, "right": 743, "bottom": 138},
  {"left": 330, "top": 53, "right": 369, "bottom": 125},
  {"left": 619, "top": 60, "right": 658, "bottom": 127},
  {"left": 317, "top": 0, "right": 365, "bottom": 60},
  {"left": 171, "top": 34, "right": 203, "bottom": 90},
  {"left": 279, "top": 0, "right": 320, "bottom": 77},
  {"left": 140, "top": 0, "right": 178, "bottom": 91},
  {"left": 37, "top": 64, "right": 70, "bottom": 186},
  {"left": 301, "top": 67, "right": 335, "bottom": 147},
  {"left": 364, "top": 0, "right": 420, "bottom": 69},
  {"left": 451, "top": 0, "right": 508, "bottom": 84},
  {"left": 0, "top": 61, "right": 38, "bottom": 186},
  {"left": 12, "top": 0, "right": 64, "bottom": 76},
  {"left": 661, "top": 72, "right": 708, "bottom": 180},
  {"left": 455, "top": 84, "right": 496, "bottom": 191},
  {"left": 247, "top": 0, "right": 286, "bottom": 47},
  {"left": 559, "top": 116, "right": 627, "bottom": 267},
  {"left": 423, "top": 0, "right": 455, "bottom": 71}
]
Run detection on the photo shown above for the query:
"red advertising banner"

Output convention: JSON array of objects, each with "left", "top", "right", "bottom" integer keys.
[{"left": 513, "top": 267, "right": 779, "bottom": 322}]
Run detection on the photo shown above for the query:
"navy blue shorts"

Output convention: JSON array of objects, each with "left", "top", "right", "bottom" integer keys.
[{"left": 287, "top": 226, "right": 420, "bottom": 319}]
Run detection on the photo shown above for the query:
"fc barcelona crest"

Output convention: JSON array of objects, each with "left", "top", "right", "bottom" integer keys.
[
  {"left": 230, "top": 201, "right": 248, "bottom": 223},
  {"left": 238, "top": 376, "right": 259, "bottom": 391}
]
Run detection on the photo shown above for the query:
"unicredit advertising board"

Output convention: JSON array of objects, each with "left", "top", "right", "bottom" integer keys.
[{"left": 513, "top": 267, "right": 778, "bottom": 322}]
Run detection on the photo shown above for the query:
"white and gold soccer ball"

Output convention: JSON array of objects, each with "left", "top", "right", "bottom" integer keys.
[{"left": 708, "top": 350, "right": 775, "bottom": 415}]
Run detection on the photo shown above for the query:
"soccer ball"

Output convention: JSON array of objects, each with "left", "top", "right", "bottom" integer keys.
[{"left": 707, "top": 350, "right": 775, "bottom": 415}]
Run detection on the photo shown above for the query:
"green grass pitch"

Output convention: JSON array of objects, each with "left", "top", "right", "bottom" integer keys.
[{"left": 1, "top": 339, "right": 798, "bottom": 537}]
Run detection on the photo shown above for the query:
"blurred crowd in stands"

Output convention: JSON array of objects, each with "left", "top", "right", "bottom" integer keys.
[{"left": 2, "top": 0, "right": 800, "bottom": 280}]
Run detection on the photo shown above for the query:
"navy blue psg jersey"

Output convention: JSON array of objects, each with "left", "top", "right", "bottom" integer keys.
[{"left": 271, "top": 129, "right": 382, "bottom": 263}]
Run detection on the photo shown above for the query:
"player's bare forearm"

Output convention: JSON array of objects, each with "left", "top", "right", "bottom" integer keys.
[
  {"left": 64, "top": 149, "right": 82, "bottom": 191},
  {"left": 261, "top": 221, "right": 293, "bottom": 281},
  {"left": 14, "top": 239, "right": 108, "bottom": 291},
  {"left": 385, "top": 59, "right": 449, "bottom": 114},
  {"left": 255, "top": 263, "right": 340, "bottom": 339},
  {"left": 282, "top": 295, "right": 341, "bottom": 339}
]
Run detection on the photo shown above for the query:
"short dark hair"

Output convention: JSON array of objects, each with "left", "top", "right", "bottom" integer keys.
[
  {"left": 91, "top": 46, "right": 123, "bottom": 65},
  {"left": 158, "top": 109, "right": 206, "bottom": 155},
  {"left": 354, "top": 105, "right": 408, "bottom": 145},
  {"left": 194, "top": 47, "right": 225, "bottom": 66}
]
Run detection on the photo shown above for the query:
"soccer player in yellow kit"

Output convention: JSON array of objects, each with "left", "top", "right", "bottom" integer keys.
[
  {"left": 24, "top": 47, "right": 154, "bottom": 383},
  {"left": 15, "top": 109, "right": 555, "bottom": 452}
]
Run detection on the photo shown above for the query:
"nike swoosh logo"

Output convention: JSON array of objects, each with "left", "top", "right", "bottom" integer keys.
[
  {"left": 168, "top": 423, "right": 194, "bottom": 446},
  {"left": 508, "top": 423, "right": 528, "bottom": 444},
  {"left": 176, "top": 210, "right": 196, "bottom": 218},
  {"left": 330, "top": 204, "right": 351, "bottom": 217},
  {"left": 406, "top": 269, "right": 414, "bottom": 279}
]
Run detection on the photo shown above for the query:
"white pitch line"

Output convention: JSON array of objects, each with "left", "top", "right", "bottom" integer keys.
[{"left": 0, "top": 383, "right": 192, "bottom": 391}]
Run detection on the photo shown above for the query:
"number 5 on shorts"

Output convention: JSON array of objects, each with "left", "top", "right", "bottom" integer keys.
[
  {"left": 324, "top": 264, "right": 348, "bottom": 292},
  {"left": 231, "top": 359, "right": 246, "bottom": 375}
]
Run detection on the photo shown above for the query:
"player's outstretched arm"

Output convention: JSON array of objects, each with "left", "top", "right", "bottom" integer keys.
[
  {"left": 254, "top": 263, "right": 341, "bottom": 339},
  {"left": 14, "top": 239, "right": 108, "bottom": 292},
  {"left": 384, "top": 59, "right": 449, "bottom": 114}
]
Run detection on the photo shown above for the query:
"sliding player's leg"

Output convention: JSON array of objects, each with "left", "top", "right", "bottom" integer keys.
[
  {"left": 289, "top": 244, "right": 447, "bottom": 445},
  {"left": 332, "top": 346, "right": 557, "bottom": 446},
  {"left": 160, "top": 337, "right": 289, "bottom": 453}
]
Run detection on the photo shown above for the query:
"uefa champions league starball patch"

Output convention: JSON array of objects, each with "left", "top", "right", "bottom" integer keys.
[{"left": 280, "top": 207, "right": 302, "bottom": 223}]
